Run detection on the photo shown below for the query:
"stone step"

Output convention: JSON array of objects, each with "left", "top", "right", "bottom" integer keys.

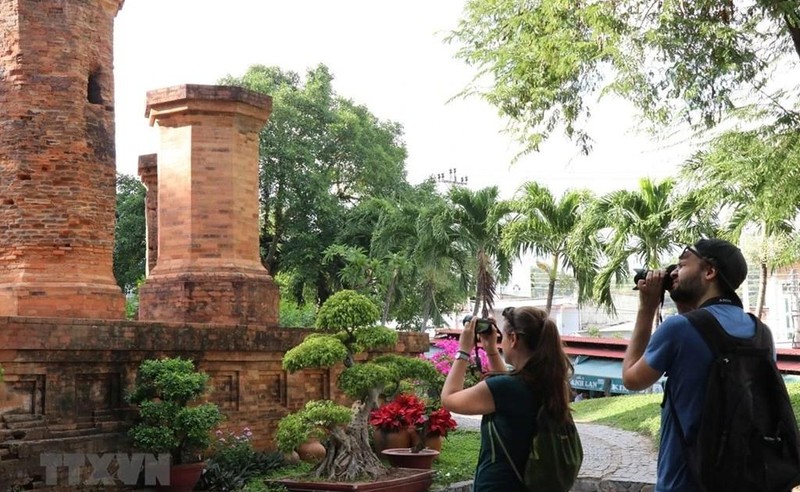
[
  {"left": 2, "top": 413, "right": 43, "bottom": 424},
  {"left": 5, "top": 419, "right": 46, "bottom": 430},
  {"left": 45, "top": 427, "right": 100, "bottom": 439},
  {"left": 0, "top": 429, "right": 25, "bottom": 441}
]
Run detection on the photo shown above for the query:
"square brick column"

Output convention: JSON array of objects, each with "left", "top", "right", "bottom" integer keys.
[
  {"left": 0, "top": 0, "right": 126, "bottom": 319},
  {"left": 137, "top": 154, "right": 158, "bottom": 277},
  {"left": 137, "top": 85, "right": 279, "bottom": 325}
]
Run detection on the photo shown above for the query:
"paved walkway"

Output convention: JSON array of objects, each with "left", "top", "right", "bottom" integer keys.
[{"left": 452, "top": 414, "right": 657, "bottom": 491}]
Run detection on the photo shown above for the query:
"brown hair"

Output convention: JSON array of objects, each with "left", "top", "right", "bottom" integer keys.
[{"left": 502, "top": 306, "right": 573, "bottom": 424}]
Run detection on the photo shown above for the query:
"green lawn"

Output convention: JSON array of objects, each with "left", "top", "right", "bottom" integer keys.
[{"left": 573, "top": 382, "right": 800, "bottom": 447}]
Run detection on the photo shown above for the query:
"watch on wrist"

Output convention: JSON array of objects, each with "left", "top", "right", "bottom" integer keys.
[{"left": 455, "top": 350, "right": 470, "bottom": 362}]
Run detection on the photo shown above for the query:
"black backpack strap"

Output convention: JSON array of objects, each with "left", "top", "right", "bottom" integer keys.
[{"left": 681, "top": 308, "right": 729, "bottom": 357}]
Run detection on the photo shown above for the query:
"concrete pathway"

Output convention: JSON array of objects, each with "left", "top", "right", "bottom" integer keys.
[{"left": 452, "top": 414, "right": 657, "bottom": 491}]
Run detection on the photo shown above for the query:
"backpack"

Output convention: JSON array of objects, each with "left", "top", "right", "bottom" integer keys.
[
  {"left": 487, "top": 406, "right": 583, "bottom": 492},
  {"left": 666, "top": 309, "right": 800, "bottom": 492}
]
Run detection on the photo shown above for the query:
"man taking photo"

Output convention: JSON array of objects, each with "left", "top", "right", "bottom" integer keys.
[{"left": 622, "top": 238, "right": 772, "bottom": 491}]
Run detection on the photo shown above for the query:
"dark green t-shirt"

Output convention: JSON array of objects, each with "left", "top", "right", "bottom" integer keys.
[{"left": 474, "top": 374, "right": 538, "bottom": 492}]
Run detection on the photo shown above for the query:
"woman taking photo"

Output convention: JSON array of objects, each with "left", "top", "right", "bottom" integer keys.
[{"left": 441, "top": 306, "right": 575, "bottom": 492}]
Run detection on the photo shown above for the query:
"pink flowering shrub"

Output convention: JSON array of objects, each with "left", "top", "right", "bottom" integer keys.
[{"left": 423, "top": 339, "right": 489, "bottom": 388}]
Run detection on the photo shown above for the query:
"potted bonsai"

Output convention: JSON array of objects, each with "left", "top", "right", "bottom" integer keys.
[
  {"left": 276, "top": 400, "right": 352, "bottom": 462},
  {"left": 127, "top": 357, "right": 224, "bottom": 490},
  {"left": 276, "top": 290, "right": 440, "bottom": 490}
]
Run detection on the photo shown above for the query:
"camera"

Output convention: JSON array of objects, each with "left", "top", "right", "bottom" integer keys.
[
  {"left": 474, "top": 318, "right": 494, "bottom": 334},
  {"left": 632, "top": 264, "right": 677, "bottom": 291},
  {"left": 462, "top": 314, "right": 494, "bottom": 334}
]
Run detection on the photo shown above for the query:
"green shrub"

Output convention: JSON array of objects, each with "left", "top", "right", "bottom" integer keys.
[{"left": 127, "top": 357, "right": 224, "bottom": 464}]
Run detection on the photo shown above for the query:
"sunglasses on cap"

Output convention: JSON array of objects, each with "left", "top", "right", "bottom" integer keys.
[{"left": 681, "top": 245, "right": 717, "bottom": 267}]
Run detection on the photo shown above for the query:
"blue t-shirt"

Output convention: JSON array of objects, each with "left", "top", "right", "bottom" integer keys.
[
  {"left": 475, "top": 374, "right": 537, "bottom": 492},
  {"left": 644, "top": 305, "right": 763, "bottom": 492}
]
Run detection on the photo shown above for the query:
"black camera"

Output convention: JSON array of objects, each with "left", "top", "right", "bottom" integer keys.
[
  {"left": 632, "top": 264, "right": 677, "bottom": 291},
  {"left": 462, "top": 314, "right": 494, "bottom": 334}
]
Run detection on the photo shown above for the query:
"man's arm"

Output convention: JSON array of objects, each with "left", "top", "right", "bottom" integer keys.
[{"left": 623, "top": 270, "right": 667, "bottom": 391}]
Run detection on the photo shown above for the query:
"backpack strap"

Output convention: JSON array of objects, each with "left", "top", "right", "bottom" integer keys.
[{"left": 486, "top": 417, "right": 525, "bottom": 485}]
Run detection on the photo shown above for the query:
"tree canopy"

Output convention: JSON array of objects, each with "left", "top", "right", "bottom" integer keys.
[{"left": 449, "top": 0, "right": 800, "bottom": 152}]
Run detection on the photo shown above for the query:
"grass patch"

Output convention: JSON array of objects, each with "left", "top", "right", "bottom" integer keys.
[
  {"left": 432, "top": 430, "right": 480, "bottom": 487},
  {"left": 573, "top": 382, "right": 800, "bottom": 448}
]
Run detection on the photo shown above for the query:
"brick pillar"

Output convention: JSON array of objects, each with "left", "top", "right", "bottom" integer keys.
[
  {"left": 0, "top": 0, "right": 125, "bottom": 319},
  {"left": 138, "top": 85, "right": 279, "bottom": 326},
  {"left": 137, "top": 154, "right": 158, "bottom": 277}
]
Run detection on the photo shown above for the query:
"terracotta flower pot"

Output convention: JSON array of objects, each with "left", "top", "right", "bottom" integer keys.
[
  {"left": 156, "top": 461, "right": 205, "bottom": 492},
  {"left": 424, "top": 434, "right": 443, "bottom": 452},
  {"left": 381, "top": 448, "right": 440, "bottom": 469},
  {"left": 297, "top": 438, "right": 327, "bottom": 463},
  {"left": 373, "top": 428, "right": 412, "bottom": 454}
]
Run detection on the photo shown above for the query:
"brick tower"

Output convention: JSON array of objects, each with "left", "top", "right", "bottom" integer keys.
[
  {"left": 137, "top": 85, "right": 279, "bottom": 325},
  {"left": 0, "top": 0, "right": 125, "bottom": 318}
]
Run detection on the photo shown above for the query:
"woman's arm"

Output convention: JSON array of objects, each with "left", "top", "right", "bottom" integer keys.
[
  {"left": 480, "top": 322, "right": 506, "bottom": 372},
  {"left": 440, "top": 317, "right": 497, "bottom": 415}
]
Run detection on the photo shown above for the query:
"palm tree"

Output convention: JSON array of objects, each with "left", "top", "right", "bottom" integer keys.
[
  {"left": 587, "top": 177, "right": 711, "bottom": 311},
  {"left": 501, "top": 182, "right": 599, "bottom": 314},
  {"left": 447, "top": 186, "right": 512, "bottom": 318},
  {"left": 681, "top": 128, "right": 800, "bottom": 317}
]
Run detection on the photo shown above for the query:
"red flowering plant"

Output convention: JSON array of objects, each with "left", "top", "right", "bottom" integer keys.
[{"left": 369, "top": 393, "right": 457, "bottom": 453}]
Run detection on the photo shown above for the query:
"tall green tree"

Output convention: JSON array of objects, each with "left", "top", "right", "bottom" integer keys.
[
  {"left": 501, "top": 182, "right": 599, "bottom": 314},
  {"left": 221, "top": 64, "right": 409, "bottom": 305},
  {"left": 587, "top": 177, "right": 711, "bottom": 310},
  {"left": 682, "top": 127, "right": 800, "bottom": 316},
  {"left": 113, "top": 173, "right": 146, "bottom": 294},
  {"left": 449, "top": 0, "right": 800, "bottom": 153},
  {"left": 447, "top": 186, "right": 512, "bottom": 317}
]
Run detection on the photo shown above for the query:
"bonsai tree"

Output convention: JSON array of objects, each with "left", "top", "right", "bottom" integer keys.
[
  {"left": 282, "top": 290, "right": 439, "bottom": 481},
  {"left": 127, "top": 357, "right": 224, "bottom": 465}
]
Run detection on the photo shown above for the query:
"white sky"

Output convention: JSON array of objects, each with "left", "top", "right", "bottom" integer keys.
[{"left": 113, "top": 0, "right": 692, "bottom": 199}]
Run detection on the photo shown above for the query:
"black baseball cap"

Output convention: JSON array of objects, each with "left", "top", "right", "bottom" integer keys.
[{"left": 690, "top": 238, "right": 748, "bottom": 307}]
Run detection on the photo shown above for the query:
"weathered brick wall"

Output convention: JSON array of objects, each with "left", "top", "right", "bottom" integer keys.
[
  {"left": 0, "top": 317, "right": 429, "bottom": 488},
  {"left": 138, "top": 85, "right": 279, "bottom": 326},
  {"left": 0, "top": 0, "right": 125, "bottom": 319}
]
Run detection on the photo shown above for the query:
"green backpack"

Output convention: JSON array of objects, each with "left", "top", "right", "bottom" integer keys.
[{"left": 488, "top": 406, "right": 583, "bottom": 492}]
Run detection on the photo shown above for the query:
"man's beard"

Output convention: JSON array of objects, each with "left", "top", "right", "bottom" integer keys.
[{"left": 669, "top": 274, "right": 702, "bottom": 305}]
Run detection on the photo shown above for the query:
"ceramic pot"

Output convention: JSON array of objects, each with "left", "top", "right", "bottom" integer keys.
[
  {"left": 373, "top": 428, "right": 412, "bottom": 454},
  {"left": 381, "top": 448, "right": 440, "bottom": 469},
  {"left": 156, "top": 461, "right": 205, "bottom": 492},
  {"left": 424, "top": 434, "right": 443, "bottom": 452},
  {"left": 297, "top": 438, "right": 327, "bottom": 463}
]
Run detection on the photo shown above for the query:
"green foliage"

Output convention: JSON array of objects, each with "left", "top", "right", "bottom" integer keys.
[
  {"left": 353, "top": 325, "right": 398, "bottom": 352},
  {"left": 315, "top": 290, "right": 380, "bottom": 332},
  {"left": 275, "top": 413, "right": 312, "bottom": 455},
  {"left": 127, "top": 357, "right": 224, "bottom": 464},
  {"left": 113, "top": 173, "right": 146, "bottom": 294},
  {"left": 279, "top": 300, "right": 317, "bottom": 328},
  {"left": 503, "top": 182, "right": 599, "bottom": 312},
  {"left": 282, "top": 336, "right": 349, "bottom": 373},
  {"left": 372, "top": 354, "right": 441, "bottom": 390},
  {"left": 448, "top": 0, "right": 800, "bottom": 153},
  {"left": 337, "top": 363, "right": 395, "bottom": 400},
  {"left": 275, "top": 401, "right": 352, "bottom": 453},
  {"left": 201, "top": 428, "right": 285, "bottom": 492},
  {"left": 221, "top": 65, "right": 409, "bottom": 305}
]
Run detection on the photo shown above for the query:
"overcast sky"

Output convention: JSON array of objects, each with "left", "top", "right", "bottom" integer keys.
[{"left": 113, "top": 0, "right": 691, "bottom": 199}]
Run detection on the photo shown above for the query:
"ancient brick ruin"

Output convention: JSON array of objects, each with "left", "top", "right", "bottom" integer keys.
[
  {"left": 0, "top": 1, "right": 426, "bottom": 489},
  {"left": 137, "top": 84, "right": 279, "bottom": 326},
  {"left": 0, "top": 0, "right": 125, "bottom": 320}
]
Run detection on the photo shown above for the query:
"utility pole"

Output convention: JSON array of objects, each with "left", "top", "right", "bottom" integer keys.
[{"left": 432, "top": 168, "right": 469, "bottom": 186}]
